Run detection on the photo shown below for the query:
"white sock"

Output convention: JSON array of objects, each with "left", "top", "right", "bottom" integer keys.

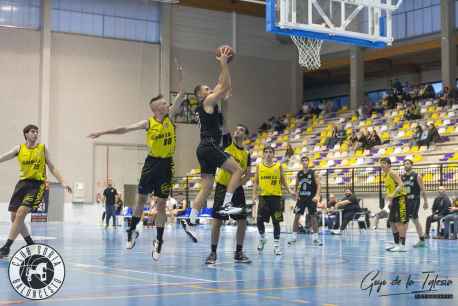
[
  {"left": 313, "top": 233, "right": 319, "bottom": 240},
  {"left": 291, "top": 232, "right": 297, "bottom": 240},
  {"left": 273, "top": 239, "right": 280, "bottom": 247},
  {"left": 223, "top": 192, "right": 233, "bottom": 205},
  {"left": 260, "top": 234, "right": 266, "bottom": 240},
  {"left": 190, "top": 208, "right": 199, "bottom": 224}
]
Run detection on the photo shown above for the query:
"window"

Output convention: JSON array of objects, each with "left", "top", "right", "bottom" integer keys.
[
  {"left": 0, "top": 0, "right": 40, "bottom": 29},
  {"left": 393, "top": 0, "right": 441, "bottom": 40},
  {"left": 52, "top": 0, "right": 160, "bottom": 43}
]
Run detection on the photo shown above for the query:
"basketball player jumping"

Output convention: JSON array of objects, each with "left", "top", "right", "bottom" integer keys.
[
  {"left": 88, "top": 64, "right": 185, "bottom": 261},
  {"left": 0, "top": 125, "right": 72, "bottom": 258},
  {"left": 181, "top": 47, "right": 244, "bottom": 242}
]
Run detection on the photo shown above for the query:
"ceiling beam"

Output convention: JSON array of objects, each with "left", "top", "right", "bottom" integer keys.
[{"left": 179, "top": 0, "right": 265, "bottom": 17}]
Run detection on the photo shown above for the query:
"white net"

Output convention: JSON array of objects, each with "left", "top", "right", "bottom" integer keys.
[{"left": 291, "top": 36, "right": 323, "bottom": 71}]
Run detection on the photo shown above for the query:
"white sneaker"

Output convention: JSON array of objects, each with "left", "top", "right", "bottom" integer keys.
[
  {"left": 287, "top": 238, "right": 297, "bottom": 246},
  {"left": 257, "top": 238, "right": 267, "bottom": 252},
  {"left": 331, "top": 229, "right": 342, "bottom": 235},
  {"left": 389, "top": 245, "right": 407, "bottom": 252},
  {"left": 372, "top": 226, "right": 377, "bottom": 230},
  {"left": 274, "top": 246, "right": 282, "bottom": 256},
  {"left": 126, "top": 230, "right": 139, "bottom": 249},
  {"left": 312, "top": 239, "right": 323, "bottom": 246},
  {"left": 218, "top": 203, "right": 243, "bottom": 215},
  {"left": 152, "top": 239, "right": 162, "bottom": 261}
]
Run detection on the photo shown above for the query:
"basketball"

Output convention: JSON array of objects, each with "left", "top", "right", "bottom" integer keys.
[{"left": 216, "top": 45, "right": 235, "bottom": 63}]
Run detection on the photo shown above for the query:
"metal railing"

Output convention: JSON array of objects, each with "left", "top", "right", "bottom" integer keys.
[{"left": 171, "top": 162, "right": 458, "bottom": 207}]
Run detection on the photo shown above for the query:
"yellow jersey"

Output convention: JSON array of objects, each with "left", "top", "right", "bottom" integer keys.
[
  {"left": 383, "top": 171, "right": 406, "bottom": 198},
  {"left": 17, "top": 143, "right": 46, "bottom": 181},
  {"left": 215, "top": 143, "right": 250, "bottom": 187},
  {"left": 146, "top": 116, "right": 176, "bottom": 158},
  {"left": 258, "top": 161, "right": 282, "bottom": 196}
]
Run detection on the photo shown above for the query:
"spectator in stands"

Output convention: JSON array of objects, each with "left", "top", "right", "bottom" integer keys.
[
  {"left": 331, "top": 189, "right": 361, "bottom": 234},
  {"left": 413, "top": 124, "right": 423, "bottom": 146},
  {"left": 366, "top": 128, "right": 381, "bottom": 148},
  {"left": 438, "top": 86, "right": 451, "bottom": 107},
  {"left": 271, "top": 117, "right": 287, "bottom": 133},
  {"left": 417, "top": 123, "right": 432, "bottom": 149},
  {"left": 392, "top": 78, "right": 403, "bottom": 95},
  {"left": 336, "top": 125, "right": 347, "bottom": 145},
  {"left": 428, "top": 122, "right": 441, "bottom": 144},
  {"left": 349, "top": 130, "right": 359, "bottom": 150},
  {"left": 443, "top": 199, "right": 458, "bottom": 239},
  {"left": 420, "top": 84, "right": 435, "bottom": 99},
  {"left": 258, "top": 120, "right": 271, "bottom": 133},
  {"left": 357, "top": 128, "right": 370, "bottom": 150},
  {"left": 425, "top": 186, "right": 451, "bottom": 238},
  {"left": 404, "top": 102, "right": 422, "bottom": 120},
  {"left": 326, "top": 124, "right": 338, "bottom": 149}
]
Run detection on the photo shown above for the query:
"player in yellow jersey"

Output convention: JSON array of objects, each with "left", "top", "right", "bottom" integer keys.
[
  {"left": 205, "top": 125, "right": 252, "bottom": 265},
  {"left": 252, "top": 146, "right": 295, "bottom": 256},
  {"left": 380, "top": 157, "right": 409, "bottom": 252},
  {"left": 0, "top": 124, "right": 72, "bottom": 258},
  {"left": 88, "top": 64, "right": 185, "bottom": 261}
]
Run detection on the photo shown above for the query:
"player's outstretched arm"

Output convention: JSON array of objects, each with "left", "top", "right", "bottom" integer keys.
[
  {"left": 169, "top": 60, "right": 185, "bottom": 120},
  {"left": 0, "top": 146, "right": 20, "bottom": 164},
  {"left": 203, "top": 48, "right": 232, "bottom": 108},
  {"left": 87, "top": 120, "right": 148, "bottom": 139},
  {"left": 44, "top": 148, "right": 72, "bottom": 193}
]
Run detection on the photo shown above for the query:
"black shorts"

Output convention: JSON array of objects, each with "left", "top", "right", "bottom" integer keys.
[
  {"left": 212, "top": 184, "right": 246, "bottom": 220},
  {"left": 196, "top": 143, "right": 229, "bottom": 175},
  {"left": 8, "top": 179, "right": 46, "bottom": 212},
  {"left": 257, "top": 196, "right": 283, "bottom": 223},
  {"left": 138, "top": 156, "right": 174, "bottom": 199},
  {"left": 388, "top": 195, "right": 409, "bottom": 224},
  {"left": 407, "top": 196, "right": 421, "bottom": 219},
  {"left": 294, "top": 197, "right": 317, "bottom": 215}
]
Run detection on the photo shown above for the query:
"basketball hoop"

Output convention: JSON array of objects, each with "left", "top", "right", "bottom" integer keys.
[{"left": 290, "top": 36, "right": 323, "bottom": 71}]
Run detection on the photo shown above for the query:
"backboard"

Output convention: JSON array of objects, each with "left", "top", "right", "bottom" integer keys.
[{"left": 266, "top": 0, "right": 403, "bottom": 48}]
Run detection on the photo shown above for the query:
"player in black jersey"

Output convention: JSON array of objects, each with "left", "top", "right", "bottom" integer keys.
[
  {"left": 288, "top": 156, "right": 322, "bottom": 246},
  {"left": 181, "top": 47, "right": 243, "bottom": 242},
  {"left": 402, "top": 159, "right": 428, "bottom": 248}
]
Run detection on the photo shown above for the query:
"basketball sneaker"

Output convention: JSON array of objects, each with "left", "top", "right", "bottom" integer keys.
[
  {"left": 126, "top": 230, "right": 139, "bottom": 249},
  {"left": 152, "top": 239, "right": 162, "bottom": 261},
  {"left": 205, "top": 252, "right": 217, "bottom": 265},
  {"left": 218, "top": 202, "right": 243, "bottom": 215},
  {"left": 257, "top": 238, "right": 267, "bottom": 252},
  {"left": 180, "top": 219, "right": 198, "bottom": 243},
  {"left": 0, "top": 246, "right": 10, "bottom": 258},
  {"left": 234, "top": 251, "right": 251, "bottom": 264}
]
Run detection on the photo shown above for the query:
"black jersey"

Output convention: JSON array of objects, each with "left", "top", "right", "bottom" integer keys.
[
  {"left": 296, "top": 169, "right": 317, "bottom": 198},
  {"left": 195, "top": 104, "right": 222, "bottom": 144},
  {"left": 402, "top": 171, "right": 420, "bottom": 199}
]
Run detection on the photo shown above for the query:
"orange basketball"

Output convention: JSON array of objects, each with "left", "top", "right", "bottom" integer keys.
[{"left": 216, "top": 45, "right": 235, "bottom": 63}]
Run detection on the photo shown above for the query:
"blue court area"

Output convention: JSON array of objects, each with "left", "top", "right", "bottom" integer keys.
[{"left": 1, "top": 223, "right": 457, "bottom": 306}]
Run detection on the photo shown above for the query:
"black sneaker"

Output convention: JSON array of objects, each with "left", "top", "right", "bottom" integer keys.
[
  {"left": 205, "top": 252, "right": 217, "bottom": 265},
  {"left": 0, "top": 246, "right": 10, "bottom": 258},
  {"left": 234, "top": 251, "right": 251, "bottom": 264},
  {"left": 180, "top": 219, "right": 198, "bottom": 243},
  {"left": 152, "top": 239, "right": 162, "bottom": 261}
]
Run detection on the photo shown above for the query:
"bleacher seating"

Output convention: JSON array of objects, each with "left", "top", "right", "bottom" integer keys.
[{"left": 176, "top": 95, "right": 458, "bottom": 192}]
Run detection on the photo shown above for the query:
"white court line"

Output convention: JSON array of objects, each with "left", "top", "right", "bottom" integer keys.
[{"left": 71, "top": 262, "right": 216, "bottom": 282}]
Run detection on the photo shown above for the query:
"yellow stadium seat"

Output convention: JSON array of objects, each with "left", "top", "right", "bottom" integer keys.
[
  {"left": 381, "top": 131, "right": 391, "bottom": 142},
  {"left": 412, "top": 154, "right": 423, "bottom": 162}
]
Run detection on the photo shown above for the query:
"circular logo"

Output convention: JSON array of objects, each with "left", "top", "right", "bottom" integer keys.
[{"left": 8, "top": 244, "right": 65, "bottom": 300}]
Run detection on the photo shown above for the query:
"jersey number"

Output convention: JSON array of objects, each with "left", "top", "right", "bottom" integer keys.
[
  {"left": 271, "top": 179, "right": 278, "bottom": 186},
  {"left": 163, "top": 138, "right": 173, "bottom": 146}
]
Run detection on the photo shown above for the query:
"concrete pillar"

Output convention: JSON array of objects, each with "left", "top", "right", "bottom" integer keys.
[
  {"left": 39, "top": 0, "right": 52, "bottom": 146},
  {"left": 441, "top": 0, "right": 456, "bottom": 90},
  {"left": 160, "top": 3, "right": 172, "bottom": 96},
  {"left": 350, "top": 46, "right": 364, "bottom": 110},
  {"left": 291, "top": 62, "right": 304, "bottom": 114}
]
